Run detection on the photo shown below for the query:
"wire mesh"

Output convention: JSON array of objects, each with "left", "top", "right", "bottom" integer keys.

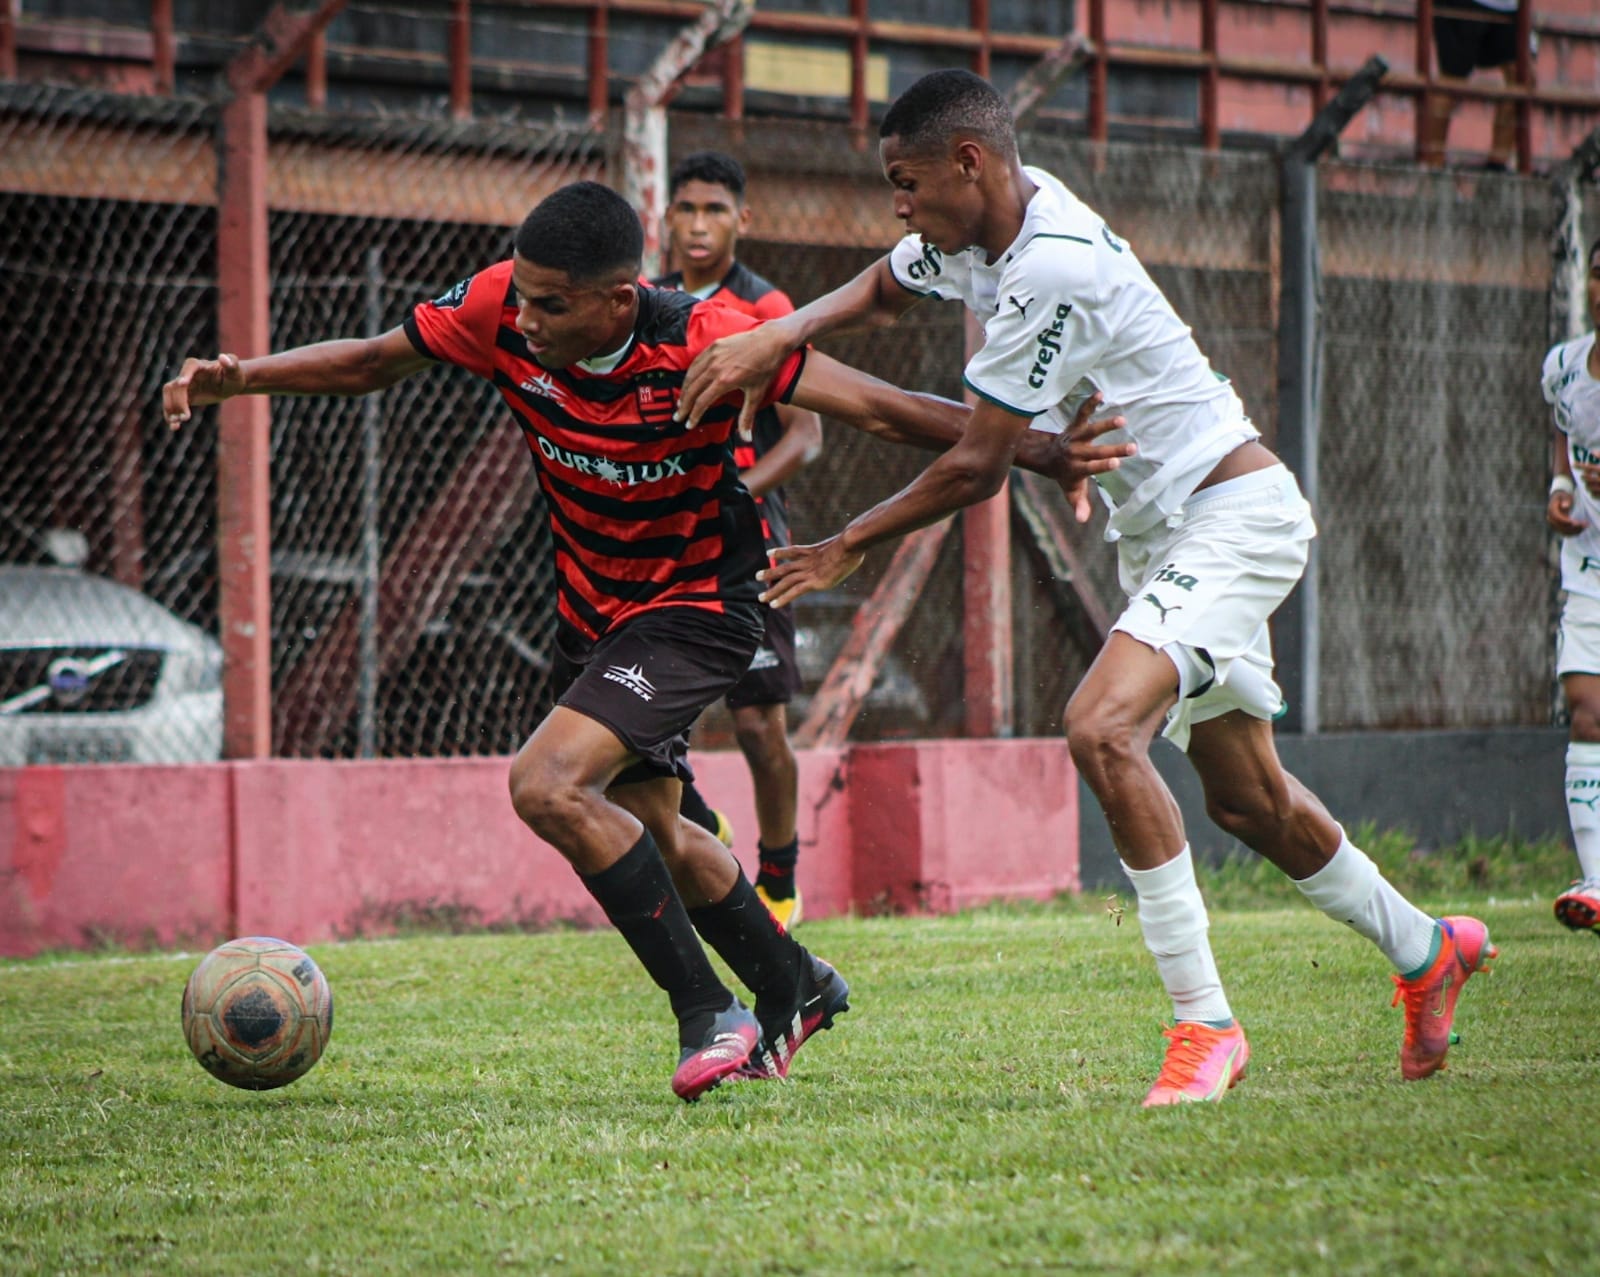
[
  {"left": 0, "top": 84, "right": 223, "bottom": 764},
  {"left": 1, "top": 75, "right": 1587, "bottom": 761}
]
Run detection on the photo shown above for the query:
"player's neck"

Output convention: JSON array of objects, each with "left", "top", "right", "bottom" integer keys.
[
  {"left": 976, "top": 163, "right": 1038, "bottom": 263},
  {"left": 678, "top": 256, "right": 734, "bottom": 296}
]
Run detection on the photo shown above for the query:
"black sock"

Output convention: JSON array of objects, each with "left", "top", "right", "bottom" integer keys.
[
  {"left": 678, "top": 780, "right": 722, "bottom": 838},
  {"left": 687, "top": 871, "right": 804, "bottom": 1013},
  {"left": 755, "top": 836, "right": 800, "bottom": 901},
  {"left": 581, "top": 831, "right": 730, "bottom": 1048}
]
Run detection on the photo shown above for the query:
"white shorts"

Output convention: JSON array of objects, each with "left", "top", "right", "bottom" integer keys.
[
  {"left": 1109, "top": 464, "right": 1316, "bottom": 751},
  {"left": 1557, "top": 591, "right": 1600, "bottom": 677}
]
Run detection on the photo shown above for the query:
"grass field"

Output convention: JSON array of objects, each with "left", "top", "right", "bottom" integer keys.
[{"left": 2, "top": 834, "right": 1596, "bottom": 1275}]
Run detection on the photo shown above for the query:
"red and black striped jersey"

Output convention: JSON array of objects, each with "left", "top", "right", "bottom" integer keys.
[
  {"left": 404, "top": 260, "right": 805, "bottom": 642},
  {"left": 650, "top": 261, "right": 796, "bottom": 551}
]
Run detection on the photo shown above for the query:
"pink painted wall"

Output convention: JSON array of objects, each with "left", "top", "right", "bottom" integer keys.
[{"left": 0, "top": 740, "right": 1080, "bottom": 958}]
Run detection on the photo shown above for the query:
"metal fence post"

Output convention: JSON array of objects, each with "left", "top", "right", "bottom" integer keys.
[{"left": 1274, "top": 54, "right": 1387, "bottom": 736}]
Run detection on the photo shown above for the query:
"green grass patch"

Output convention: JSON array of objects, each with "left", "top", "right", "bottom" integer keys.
[{"left": 2, "top": 838, "right": 1595, "bottom": 1274}]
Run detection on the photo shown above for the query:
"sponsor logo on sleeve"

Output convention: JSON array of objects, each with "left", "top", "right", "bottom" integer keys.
[
  {"left": 1027, "top": 304, "right": 1073, "bottom": 390},
  {"left": 430, "top": 277, "right": 471, "bottom": 310}
]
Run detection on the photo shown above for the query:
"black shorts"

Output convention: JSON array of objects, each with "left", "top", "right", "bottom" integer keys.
[
  {"left": 554, "top": 604, "right": 764, "bottom": 786},
  {"left": 1434, "top": 1, "right": 1517, "bottom": 78},
  {"left": 724, "top": 603, "right": 803, "bottom": 710}
]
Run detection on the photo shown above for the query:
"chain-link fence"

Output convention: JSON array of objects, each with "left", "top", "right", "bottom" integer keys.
[
  {"left": 0, "top": 78, "right": 1588, "bottom": 761},
  {"left": 0, "top": 86, "right": 221, "bottom": 765}
]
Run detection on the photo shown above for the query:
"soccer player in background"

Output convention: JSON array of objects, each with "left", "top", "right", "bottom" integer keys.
[
  {"left": 676, "top": 69, "right": 1498, "bottom": 1105},
  {"left": 1542, "top": 236, "right": 1600, "bottom": 937},
  {"left": 162, "top": 180, "right": 1127, "bottom": 1100},
  {"left": 654, "top": 150, "right": 822, "bottom": 929}
]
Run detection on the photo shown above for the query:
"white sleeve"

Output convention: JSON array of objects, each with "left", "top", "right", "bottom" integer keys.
[
  {"left": 961, "top": 236, "right": 1108, "bottom": 417},
  {"left": 1543, "top": 342, "right": 1572, "bottom": 431},
  {"left": 887, "top": 235, "right": 971, "bottom": 302}
]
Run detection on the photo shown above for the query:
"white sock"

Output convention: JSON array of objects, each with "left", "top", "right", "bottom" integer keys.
[
  {"left": 1122, "top": 846, "right": 1233, "bottom": 1025},
  {"left": 1565, "top": 742, "right": 1600, "bottom": 881},
  {"left": 1293, "top": 831, "right": 1435, "bottom": 974}
]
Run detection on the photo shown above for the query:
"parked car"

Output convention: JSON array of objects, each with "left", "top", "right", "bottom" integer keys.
[{"left": 0, "top": 562, "right": 223, "bottom": 765}]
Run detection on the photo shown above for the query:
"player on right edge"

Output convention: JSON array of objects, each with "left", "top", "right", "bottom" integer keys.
[{"left": 1544, "top": 236, "right": 1600, "bottom": 936}]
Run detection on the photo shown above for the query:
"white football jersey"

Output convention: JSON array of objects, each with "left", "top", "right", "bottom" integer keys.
[
  {"left": 887, "top": 166, "right": 1257, "bottom": 540},
  {"left": 1543, "top": 332, "right": 1600, "bottom": 600}
]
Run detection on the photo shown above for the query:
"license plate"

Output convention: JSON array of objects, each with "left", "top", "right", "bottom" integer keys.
[{"left": 26, "top": 732, "right": 134, "bottom": 764}]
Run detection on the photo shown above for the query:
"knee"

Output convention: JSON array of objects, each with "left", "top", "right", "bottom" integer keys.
[
  {"left": 734, "top": 710, "right": 791, "bottom": 771},
  {"left": 1063, "top": 696, "right": 1141, "bottom": 785},
  {"left": 1204, "top": 778, "right": 1295, "bottom": 845},
  {"left": 507, "top": 750, "right": 588, "bottom": 842}
]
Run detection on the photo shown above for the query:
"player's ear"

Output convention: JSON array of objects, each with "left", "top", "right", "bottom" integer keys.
[
  {"left": 610, "top": 278, "right": 638, "bottom": 314},
  {"left": 736, "top": 202, "right": 752, "bottom": 236},
  {"left": 954, "top": 138, "right": 985, "bottom": 183}
]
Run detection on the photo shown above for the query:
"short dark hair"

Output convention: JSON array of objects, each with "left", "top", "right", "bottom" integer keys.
[
  {"left": 512, "top": 181, "right": 643, "bottom": 283},
  {"left": 879, "top": 69, "right": 1016, "bottom": 159},
  {"left": 667, "top": 150, "right": 747, "bottom": 201}
]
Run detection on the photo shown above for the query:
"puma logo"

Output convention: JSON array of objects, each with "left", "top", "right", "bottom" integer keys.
[
  {"left": 1008, "top": 294, "right": 1033, "bottom": 318},
  {"left": 1143, "top": 593, "right": 1182, "bottom": 624}
]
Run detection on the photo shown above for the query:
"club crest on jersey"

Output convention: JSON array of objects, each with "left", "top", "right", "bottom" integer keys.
[
  {"left": 636, "top": 384, "right": 678, "bottom": 425},
  {"left": 533, "top": 436, "right": 687, "bottom": 487},
  {"left": 1027, "top": 304, "right": 1073, "bottom": 389},
  {"left": 905, "top": 242, "right": 944, "bottom": 282},
  {"left": 431, "top": 277, "right": 471, "bottom": 309}
]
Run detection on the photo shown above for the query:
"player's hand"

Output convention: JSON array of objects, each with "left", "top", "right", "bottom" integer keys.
[
  {"left": 1575, "top": 462, "right": 1600, "bottom": 498},
  {"left": 1039, "top": 391, "right": 1135, "bottom": 523},
  {"left": 164, "top": 354, "right": 246, "bottom": 429},
  {"left": 1549, "top": 490, "right": 1588, "bottom": 537},
  {"left": 675, "top": 326, "right": 792, "bottom": 438},
  {"left": 758, "top": 537, "right": 864, "bottom": 609}
]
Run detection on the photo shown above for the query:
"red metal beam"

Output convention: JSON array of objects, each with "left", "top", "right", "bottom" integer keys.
[
  {"left": 1088, "top": 0, "right": 1108, "bottom": 143},
  {"left": 1311, "top": 0, "right": 1330, "bottom": 112},
  {"left": 587, "top": 1, "right": 609, "bottom": 125},
  {"left": 849, "top": 0, "right": 869, "bottom": 133},
  {"left": 0, "top": 0, "right": 15, "bottom": 79},
  {"left": 960, "top": 306, "right": 1011, "bottom": 738},
  {"left": 450, "top": 0, "right": 472, "bottom": 121},
  {"left": 794, "top": 522, "right": 954, "bottom": 750},
  {"left": 151, "top": 0, "right": 175, "bottom": 94},
  {"left": 1200, "top": 0, "right": 1220, "bottom": 149},
  {"left": 306, "top": 26, "right": 327, "bottom": 109},
  {"left": 721, "top": 33, "right": 744, "bottom": 121},
  {"left": 970, "top": 0, "right": 990, "bottom": 80},
  {"left": 214, "top": 2, "right": 352, "bottom": 758},
  {"left": 228, "top": 0, "right": 349, "bottom": 96},
  {"left": 216, "top": 91, "right": 275, "bottom": 759},
  {"left": 1515, "top": 0, "right": 1534, "bottom": 174}
]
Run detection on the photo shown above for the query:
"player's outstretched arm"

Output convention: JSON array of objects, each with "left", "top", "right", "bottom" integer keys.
[
  {"left": 676, "top": 257, "right": 917, "bottom": 434},
  {"left": 789, "top": 351, "right": 1132, "bottom": 494},
  {"left": 163, "top": 327, "right": 433, "bottom": 429}
]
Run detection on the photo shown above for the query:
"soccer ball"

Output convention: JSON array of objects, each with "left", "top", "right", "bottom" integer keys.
[{"left": 181, "top": 936, "right": 334, "bottom": 1090}]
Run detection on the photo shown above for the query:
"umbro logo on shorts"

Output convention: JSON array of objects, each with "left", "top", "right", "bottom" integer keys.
[{"left": 603, "top": 663, "right": 656, "bottom": 701}]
